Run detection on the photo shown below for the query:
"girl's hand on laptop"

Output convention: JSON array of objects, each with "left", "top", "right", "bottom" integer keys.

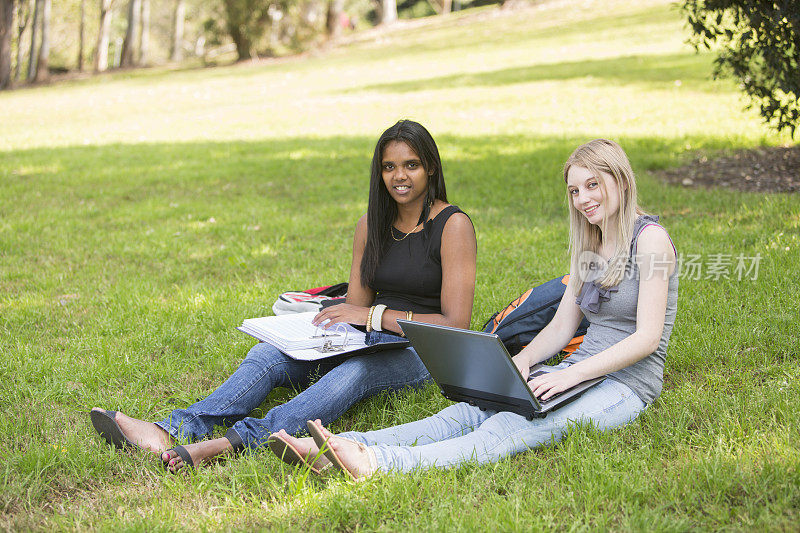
[
  {"left": 512, "top": 355, "right": 531, "bottom": 381},
  {"left": 528, "top": 367, "right": 582, "bottom": 401}
]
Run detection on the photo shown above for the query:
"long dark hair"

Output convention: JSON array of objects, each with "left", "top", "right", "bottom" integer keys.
[{"left": 360, "top": 120, "right": 448, "bottom": 288}]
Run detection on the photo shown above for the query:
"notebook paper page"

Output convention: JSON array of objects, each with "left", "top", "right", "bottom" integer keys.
[{"left": 240, "top": 312, "right": 365, "bottom": 350}]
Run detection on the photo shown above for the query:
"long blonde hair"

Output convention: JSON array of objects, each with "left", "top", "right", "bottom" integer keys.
[{"left": 563, "top": 139, "right": 645, "bottom": 295}]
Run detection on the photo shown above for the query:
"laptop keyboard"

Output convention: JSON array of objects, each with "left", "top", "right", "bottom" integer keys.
[{"left": 528, "top": 370, "right": 566, "bottom": 402}]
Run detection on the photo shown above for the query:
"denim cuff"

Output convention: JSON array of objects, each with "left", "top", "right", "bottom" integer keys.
[
  {"left": 225, "top": 427, "right": 246, "bottom": 453},
  {"left": 154, "top": 419, "right": 181, "bottom": 441},
  {"left": 369, "top": 444, "right": 391, "bottom": 473},
  {"left": 340, "top": 431, "right": 387, "bottom": 473}
]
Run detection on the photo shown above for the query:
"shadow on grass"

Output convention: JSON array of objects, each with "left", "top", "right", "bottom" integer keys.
[
  {"left": 1, "top": 131, "right": 751, "bottom": 227},
  {"left": 1, "top": 132, "right": 775, "bottom": 226},
  {"left": 352, "top": 52, "right": 723, "bottom": 94},
  {"left": 0, "top": 131, "right": 780, "bottom": 295}
]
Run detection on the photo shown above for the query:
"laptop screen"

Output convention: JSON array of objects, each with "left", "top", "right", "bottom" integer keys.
[{"left": 397, "top": 320, "right": 541, "bottom": 411}]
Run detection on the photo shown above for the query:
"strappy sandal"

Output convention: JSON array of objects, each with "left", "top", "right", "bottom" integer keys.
[
  {"left": 267, "top": 434, "right": 332, "bottom": 475},
  {"left": 90, "top": 409, "right": 142, "bottom": 451},
  {"left": 306, "top": 421, "right": 375, "bottom": 481}
]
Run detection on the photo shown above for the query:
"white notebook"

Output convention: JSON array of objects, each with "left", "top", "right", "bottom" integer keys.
[
  {"left": 239, "top": 312, "right": 365, "bottom": 349},
  {"left": 237, "top": 312, "right": 410, "bottom": 361}
]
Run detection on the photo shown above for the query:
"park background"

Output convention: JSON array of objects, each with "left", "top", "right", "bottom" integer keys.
[{"left": 1, "top": 0, "right": 799, "bottom": 529}]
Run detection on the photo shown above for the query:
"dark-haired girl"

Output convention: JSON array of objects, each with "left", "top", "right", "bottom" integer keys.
[{"left": 90, "top": 120, "right": 477, "bottom": 471}]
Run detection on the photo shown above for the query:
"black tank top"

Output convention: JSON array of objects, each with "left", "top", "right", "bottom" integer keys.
[{"left": 371, "top": 205, "right": 468, "bottom": 314}]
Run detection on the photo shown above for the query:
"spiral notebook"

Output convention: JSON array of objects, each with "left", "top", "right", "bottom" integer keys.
[{"left": 237, "top": 312, "right": 409, "bottom": 360}]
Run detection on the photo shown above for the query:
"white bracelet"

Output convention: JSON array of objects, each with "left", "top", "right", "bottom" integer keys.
[{"left": 371, "top": 304, "right": 387, "bottom": 332}]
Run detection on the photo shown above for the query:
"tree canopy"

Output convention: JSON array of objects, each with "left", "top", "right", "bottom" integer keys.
[{"left": 682, "top": 0, "right": 800, "bottom": 137}]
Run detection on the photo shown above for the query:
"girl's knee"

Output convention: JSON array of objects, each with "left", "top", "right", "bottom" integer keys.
[
  {"left": 242, "top": 342, "right": 288, "bottom": 367},
  {"left": 480, "top": 411, "right": 551, "bottom": 441},
  {"left": 333, "top": 355, "right": 387, "bottom": 387},
  {"left": 435, "top": 403, "right": 487, "bottom": 431}
]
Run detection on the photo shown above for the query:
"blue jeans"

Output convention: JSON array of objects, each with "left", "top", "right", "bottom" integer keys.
[
  {"left": 155, "top": 331, "right": 429, "bottom": 450},
  {"left": 339, "top": 366, "right": 646, "bottom": 472}
]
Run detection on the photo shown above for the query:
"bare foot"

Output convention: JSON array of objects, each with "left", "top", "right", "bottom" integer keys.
[
  {"left": 162, "top": 437, "right": 232, "bottom": 473},
  {"left": 270, "top": 429, "right": 331, "bottom": 471},
  {"left": 91, "top": 407, "right": 173, "bottom": 454},
  {"left": 308, "top": 420, "right": 376, "bottom": 480}
]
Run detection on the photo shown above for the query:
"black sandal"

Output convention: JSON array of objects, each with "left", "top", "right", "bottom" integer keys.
[
  {"left": 163, "top": 445, "right": 194, "bottom": 472},
  {"left": 90, "top": 409, "right": 141, "bottom": 451}
]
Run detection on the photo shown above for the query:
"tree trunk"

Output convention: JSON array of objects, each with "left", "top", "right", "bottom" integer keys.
[
  {"left": 77, "top": 0, "right": 85, "bottom": 70},
  {"left": 113, "top": 35, "right": 121, "bottom": 66},
  {"left": 120, "top": 0, "right": 140, "bottom": 67},
  {"left": 0, "top": 0, "right": 12, "bottom": 90},
  {"left": 228, "top": 24, "right": 252, "bottom": 61},
  {"left": 33, "top": 0, "right": 47, "bottom": 82},
  {"left": 380, "top": 0, "right": 396, "bottom": 25},
  {"left": 441, "top": 0, "right": 451, "bottom": 14},
  {"left": 26, "top": 0, "right": 38, "bottom": 79},
  {"left": 14, "top": 0, "right": 30, "bottom": 81},
  {"left": 138, "top": 0, "right": 148, "bottom": 65},
  {"left": 170, "top": 0, "right": 184, "bottom": 61},
  {"left": 326, "top": 0, "right": 343, "bottom": 39},
  {"left": 222, "top": 0, "right": 253, "bottom": 61},
  {"left": 94, "top": 0, "right": 112, "bottom": 72}
]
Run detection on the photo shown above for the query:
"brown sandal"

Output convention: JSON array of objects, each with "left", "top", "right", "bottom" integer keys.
[
  {"left": 306, "top": 420, "right": 374, "bottom": 480},
  {"left": 267, "top": 433, "right": 331, "bottom": 475}
]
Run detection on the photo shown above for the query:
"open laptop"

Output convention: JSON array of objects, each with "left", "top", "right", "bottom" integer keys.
[{"left": 397, "top": 320, "right": 604, "bottom": 419}]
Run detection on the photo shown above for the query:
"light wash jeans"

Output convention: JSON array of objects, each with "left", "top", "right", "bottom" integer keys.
[
  {"left": 339, "top": 365, "right": 646, "bottom": 473},
  {"left": 155, "top": 331, "right": 429, "bottom": 451}
]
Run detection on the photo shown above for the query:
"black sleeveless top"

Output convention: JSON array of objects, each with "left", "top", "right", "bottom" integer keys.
[{"left": 371, "top": 205, "right": 468, "bottom": 314}]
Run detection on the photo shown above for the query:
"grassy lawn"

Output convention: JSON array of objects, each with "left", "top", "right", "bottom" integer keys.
[{"left": 1, "top": 0, "right": 798, "bottom": 529}]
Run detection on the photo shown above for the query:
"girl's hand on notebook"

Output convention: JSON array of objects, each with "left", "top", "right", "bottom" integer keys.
[
  {"left": 528, "top": 366, "right": 582, "bottom": 401},
  {"left": 312, "top": 303, "right": 370, "bottom": 328}
]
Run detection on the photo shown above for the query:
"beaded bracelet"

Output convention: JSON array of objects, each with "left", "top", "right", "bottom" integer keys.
[{"left": 366, "top": 305, "right": 375, "bottom": 332}]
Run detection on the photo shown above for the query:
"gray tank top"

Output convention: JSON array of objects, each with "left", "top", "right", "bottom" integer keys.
[{"left": 566, "top": 215, "right": 679, "bottom": 404}]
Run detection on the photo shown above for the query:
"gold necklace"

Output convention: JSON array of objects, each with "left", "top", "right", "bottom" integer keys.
[{"left": 391, "top": 221, "right": 423, "bottom": 241}]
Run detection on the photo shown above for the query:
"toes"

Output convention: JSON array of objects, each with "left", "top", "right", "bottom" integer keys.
[
  {"left": 161, "top": 449, "right": 177, "bottom": 463},
  {"left": 164, "top": 452, "right": 184, "bottom": 472},
  {"left": 312, "top": 419, "right": 330, "bottom": 436},
  {"left": 318, "top": 424, "right": 335, "bottom": 440}
]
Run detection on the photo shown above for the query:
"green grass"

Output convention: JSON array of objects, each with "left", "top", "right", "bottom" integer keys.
[{"left": 1, "top": 0, "right": 799, "bottom": 530}]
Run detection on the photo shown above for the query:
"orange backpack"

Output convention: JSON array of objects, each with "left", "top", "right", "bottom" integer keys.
[{"left": 482, "top": 275, "right": 588, "bottom": 357}]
